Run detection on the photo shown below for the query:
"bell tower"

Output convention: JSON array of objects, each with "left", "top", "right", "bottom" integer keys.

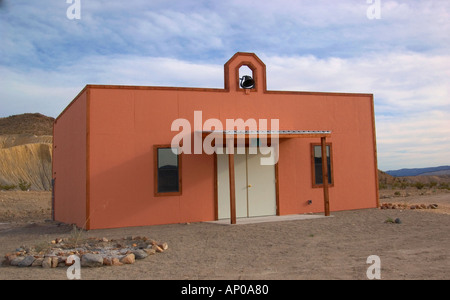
[{"left": 224, "top": 52, "right": 267, "bottom": 94}]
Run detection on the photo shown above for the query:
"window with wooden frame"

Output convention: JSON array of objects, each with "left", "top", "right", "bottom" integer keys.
[
  {"left": 311, "top": 143, "right": 334, "bottom": 188},
  {"left": 154, "top": 145, "right": 182, "bottom": 196}
]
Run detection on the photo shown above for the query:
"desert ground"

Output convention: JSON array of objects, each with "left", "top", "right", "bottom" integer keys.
[{"left": 0, "top": 189, "right": 449, "bottom": 280}]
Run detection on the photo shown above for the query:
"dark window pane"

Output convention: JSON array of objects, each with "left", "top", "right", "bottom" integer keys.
[
  {"left": 157, "top": 148, "right": 179, "bottom": 193},
  {"left": 314, "top": 145, "right": 332, "bottom": 185}
]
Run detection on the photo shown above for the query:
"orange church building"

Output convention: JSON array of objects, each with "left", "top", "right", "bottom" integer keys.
[{"left": 52, "top": 52, "right": 379, "bottom": 230}]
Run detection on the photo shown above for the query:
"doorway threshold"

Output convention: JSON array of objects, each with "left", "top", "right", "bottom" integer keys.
[{"left": 205, "top": 214, "right": 333, "bottom": 225}]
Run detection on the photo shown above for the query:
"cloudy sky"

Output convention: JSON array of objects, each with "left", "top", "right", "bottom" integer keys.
[{"left": 0, "top": 0, "right": 449, "bottom": 171}]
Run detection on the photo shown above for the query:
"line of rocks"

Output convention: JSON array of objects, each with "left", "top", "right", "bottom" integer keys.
[
  {"left": 3, "top": 235, "right": 168, "bottom": 268},
  {"left": 380, "top": 202, "right": 438, "bottom": 210}
]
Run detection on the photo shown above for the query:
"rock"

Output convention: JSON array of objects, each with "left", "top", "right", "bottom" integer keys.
[
  {"left": 3, "top": 254, "right": 17, "bottom": 266},
  {"left": 152, "top": 244, "right": 164, "bottom": 253},
  {"left": 81, "top": 253, "right": 103, "bottom": 268},
  {"left": 42, "top": 257, "right": 52, "bottom": 268},
  {"left": 10, "top": 256, "right": 25, "bottom": 266},
  {"left": 144, "top": 248, "right": 156, "bottom": 256},
  {"left": 51, "top": 256, "right": 59, "bottom": 268},
  {"left": 56, "top": 256, "right": 67, "bottom": 267},
  {"left": 394, "top": 218, "right": 402, "bottom": 224},
  {"left": 103, "top": 257, "right": 122, "bottom": 266},
  {"left": 132, "top": 249, "right": 148, "bottom": 260},
  {"left": 103, "top": 257, "right": 112, "bottom": 266},
  {"left": 18, "top": 255, "right": 35, "bottom": 267},
  {"left": 111, "top": 257, "right": 123, "bottom": 266},
  {"left": 102, "top": 237, "right": 108, "bottom": 242},
  {"left": 159, "top": 242, "right": 169, "bottom": 251},
  {"left": 120, "top": 253, "right": 135, "bottom": 264},
  {"left": 32, "top": 258, "right": 44, "bottom": 267},
  {"left": 119, "top": 248, "right": 129, "bottom": 255}
]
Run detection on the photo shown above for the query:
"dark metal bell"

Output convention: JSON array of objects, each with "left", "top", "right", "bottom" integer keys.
[{"left": 240, "top": 75, "right": 255, "bottom": 89}]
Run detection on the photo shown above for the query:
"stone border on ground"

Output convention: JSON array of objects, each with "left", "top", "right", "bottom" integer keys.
[
  {"left": 380, "top": 202, "right": 438, "bottom": 210},
  {"left": 3, "top": 235, "right": 168, "bottom": 268}
]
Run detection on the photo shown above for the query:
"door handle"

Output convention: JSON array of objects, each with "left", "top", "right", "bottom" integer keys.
[{"left": 248, "top": 184, "right": 252, "bottom": 188}]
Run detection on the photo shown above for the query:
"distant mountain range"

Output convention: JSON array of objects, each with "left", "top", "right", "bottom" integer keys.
[{"left": 386, "top": 166, "right": 450, "bottom": 177}]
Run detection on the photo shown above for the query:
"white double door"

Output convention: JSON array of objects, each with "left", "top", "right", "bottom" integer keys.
[{"left": 217, "top": 147, "right": 277, "bottom": 219}]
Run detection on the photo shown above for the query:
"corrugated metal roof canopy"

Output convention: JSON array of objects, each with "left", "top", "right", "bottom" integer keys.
[{"left": 200, "top": 130, "right": 331, "bottom": 138}]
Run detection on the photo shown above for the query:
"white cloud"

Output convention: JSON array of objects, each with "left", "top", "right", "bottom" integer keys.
[
  {"left": 264, "top": 52, "right": 450, "bottom": 112},
  {"left": 376, "top": 111, "right": 450, "bottom": 170},
  {"left": 3, "top": 0, "right": 450, "bottom": 70},
  {"left": 0, "top": 56, "right": 224, "bottom": 118}
]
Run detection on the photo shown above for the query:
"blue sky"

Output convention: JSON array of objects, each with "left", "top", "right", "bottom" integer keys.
[{"left": 0, "top": 0, "right": 449, "bottom": 171}]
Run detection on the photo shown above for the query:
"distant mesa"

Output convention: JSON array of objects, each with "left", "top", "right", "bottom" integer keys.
[
  {"left": 385, "top": 166, "right": 450, "bottom": 177},
  {"left": 0, "top": 113, "right": 54, "bottom": 136},
  {"left": 0, "top": 113, "right": 54, "bottom": 191}
]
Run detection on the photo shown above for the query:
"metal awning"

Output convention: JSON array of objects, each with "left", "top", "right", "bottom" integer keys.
[{"left": 200, "top": 130, "right": 331, "bottom": 139}]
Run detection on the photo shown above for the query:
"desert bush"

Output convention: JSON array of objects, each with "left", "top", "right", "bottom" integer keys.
[
  {"left": 384, "top": 217, "right": 394, "bottom": 224},
  {"left": 34, "top": 241, "right": 52, "bottom": 254},
  {"left": 391, "top": 182, "right": 400, "bottom": 189},
  {"left": 18, "top": 179, "right": 31, "bottom": 191},
  {"left": 400, "top": 182, "right": 409, "bottom": 189},
  {"left": 438, "top": 182, "right": 450, "bottom": 190},
  {"left": 67, "top": 224, "right": 88, "bottom": 247},
  {"left": 414, "top": 182, "right": 425, "bottom": 190},
  {"left": 0, "top": 183, "right": 17, "bottom": 190},
  {"left": 428, "top": 181, "right": 437, "bottom": 188},
  {"left": 379, "top": 182, "right": 387, "bottom": 190}
]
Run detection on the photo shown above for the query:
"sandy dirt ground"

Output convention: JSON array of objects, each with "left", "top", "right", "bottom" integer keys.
[{"left": 0, "top": 189, "right": 449, "bottom": 280}]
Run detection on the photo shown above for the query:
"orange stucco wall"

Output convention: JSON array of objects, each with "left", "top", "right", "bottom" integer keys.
[
  {"left": 275, "top": 94, "right": 378, "bottom": 214},
  {"left": 54, "top": 53, "right": 378, "bottom": 230},
  {"left": 53, "top": 89, "right": 87, "bottom": 227}
]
